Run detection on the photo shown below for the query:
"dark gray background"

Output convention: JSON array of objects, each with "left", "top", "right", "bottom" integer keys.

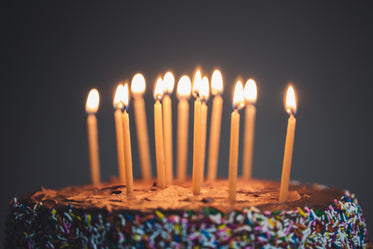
[{"left": 1, "top": 1, "right": 372, "bottom": 243}]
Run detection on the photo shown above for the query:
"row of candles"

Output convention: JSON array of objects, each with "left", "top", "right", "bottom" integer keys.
[{"left": 85, "top": 69, "right": 297, "bottom": 202}]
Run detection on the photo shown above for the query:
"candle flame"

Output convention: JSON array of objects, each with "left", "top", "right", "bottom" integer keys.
[
  {"left": 211, "top": 69, "right": 223, "bottom": 95},
  {"left": 200, "top": 76, "right": 210, "bottom": 101},
  {"left": 113, "top": 84, "right": 125, "bottom": 109},
  {"left": 244, "top": 79, "right": 257, "bottom": 104},
  {"left": 285, "top": 85, "right": 297, "bottom": 115},
  {"left": 131, "top": 73, "right": 146, "bottom": 95},
  {"left": 177, "top": 75, "right": 192, "bottom": 99},
  {"left": 233, "top": 81, "right": 244, "bottom": 109},
  {"left": 192, "top": 69, "right": 202, "bottom": 98},
  {"left": 86, "top": 89, "right": 100, "bottom": 114},
  {"left": 163, "top": 72, "right": 175, "bottom": 94},
  {"left": 154, "top": 77, "right": 164, "bottom": 100},
  {"left": 122, "top": 83, "right": 129, "bottom": 108}
]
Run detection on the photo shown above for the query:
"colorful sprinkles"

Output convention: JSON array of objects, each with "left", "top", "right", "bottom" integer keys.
[{"left": 5, "top": 192, "right": 371, "bottom": 248}]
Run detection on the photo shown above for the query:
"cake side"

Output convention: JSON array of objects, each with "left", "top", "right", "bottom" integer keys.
[{"left": 5, "top": 179, "right": 371, "bottom": 248}]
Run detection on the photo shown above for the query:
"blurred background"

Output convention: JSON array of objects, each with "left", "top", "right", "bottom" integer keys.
[{"left": 1, "top": 1, "right": 372, "bottom": 243}]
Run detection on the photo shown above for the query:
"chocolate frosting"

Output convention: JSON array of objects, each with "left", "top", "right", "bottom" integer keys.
[{"left": 16, "top": 179, "right": 344, "bottom": 214}]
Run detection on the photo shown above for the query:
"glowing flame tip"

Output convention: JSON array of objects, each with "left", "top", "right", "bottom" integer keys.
[
  {"left": 177, "top": 75, "right": 192, "bottom": 99},
  {"left": 244, "top": 79, "right": 257, "bottom": 104},
  {"left": 200, "top": 76, "right": 210, "bottom": 101},
  {"left": 233, "top": 81, "right": 244, "bottom": 109},
  {"left": 131, "top": 73, "right": 146, "bottom": 95},
  {"left": 113, "top": 84, "right": 125, "bottom": 109},
  {"left": 211, "top": 69, "right": 223, "bottom": 95},
  {"left": 154, "top": 77, "right": 164, "bottom": 100},
  {"left": 163, "top": 72, "right": 175, "bottom": 94},
  {"left": 285, "top": 85, "right": 297, "bottom": 115},
  {"left": 192, "top": 69, "right": 202, "bottom": 98},
  {"left": 86, "top": 89, "right": 100, "bottom": 114},
  {"left": 122, "top": 83, "right": 129, "bottom": 108}
]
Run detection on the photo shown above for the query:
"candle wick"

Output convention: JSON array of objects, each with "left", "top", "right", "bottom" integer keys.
[{"left": 119, "top": 100, "right": 128, "bottom": 111}]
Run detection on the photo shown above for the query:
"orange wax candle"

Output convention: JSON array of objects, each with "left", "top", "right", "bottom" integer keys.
[
  {"left": 122, "top": 109, "right": 134, "bottom": 193},
  {"left": 131, "top": 74, "right": 152, "bottom": 182},
  {"left": 199, "top": 76, "right": 209, "bottom": 182},
  {"left": 121, "top": 84, "right": 134, "bottom": 194},
  {"left": 176, "top": 75, "right": 192, "bottom": 182},
  {"left": 207, "top": 70, "right": 223, "bottom": 181},
  {"left": 163, "top": 94, "right": 173, "bottom": 185},
  {"left": 162, "top": 72, "right": 175, "bottom": 185},
  {"left": 242, "top": 79, "right": 257, "bottom": 180},
  {"left": 192, "top": 97, "right": 202, "bottom": 195},
  {"left": 154, "top": 78, "right": 166, "bottom": 189},
  {"left": 113, "top": 84, "right": 126, "bottom": 184},
  {"left": 85, "top": 89, "right": 101, "bottom": 185},
  {"left": 228, "top": 81, "right": 244, "bottom": 202},
  {"left": 192, "top": 69, "right": 202, "bottom": 195},
  {"left": 279, "top": 86, "right": 297, "bottom": 202},
  {"left": 200, "top": 101, "right": 208, "bottom": 180}
]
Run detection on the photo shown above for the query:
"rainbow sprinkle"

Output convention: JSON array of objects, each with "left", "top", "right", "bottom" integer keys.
[{"left": 5, "top": 192, "right": 371, "bottom": 248}]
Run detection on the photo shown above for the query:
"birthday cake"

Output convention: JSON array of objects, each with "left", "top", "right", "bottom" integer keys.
[{"left": 5, "top": 179, "right": 371, "bottom": 248}]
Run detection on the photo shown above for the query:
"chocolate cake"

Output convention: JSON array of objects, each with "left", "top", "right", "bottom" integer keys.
[{"left": 5, "top": 179, "right": 371, "bottom": 248}]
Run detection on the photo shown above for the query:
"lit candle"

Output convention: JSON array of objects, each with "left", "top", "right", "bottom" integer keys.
[
  {"left": 131, "top": 73, "right": 152, "bottom": 182},
  {"left": 242, "top": 79, "right": 257, "bottom": 180},
  {"left": 85, "top": 89, "right": 101, "bottom": 185},
  {"left": 121, "top": 83, "right": 134, "bottom": 194},
  {"left": 199, "top": 76, "right": 210, "bottom": 182},
  {"left": 207, "top": 69, "right": 224, "bottom": 181},
  {"left": 176, "top": 75, "right": 192, "bottom": 182},
  {"left": 154, "top": 78, "right": 166, "bottom": 189},
  {"left": 162, "top": 72, "right": 175, "bottom": 185},
  {"left": 279, "top": 85, "right": 297, "bottom": 202},
  {"left": 192, "top": 69, "right": 202, "bottom": 195},
  {"left": 228, "top": 81, "right": 244, "bottom": 202},
  {"left": 113, "top": 84, "right": 126, "bottom": 184}
]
